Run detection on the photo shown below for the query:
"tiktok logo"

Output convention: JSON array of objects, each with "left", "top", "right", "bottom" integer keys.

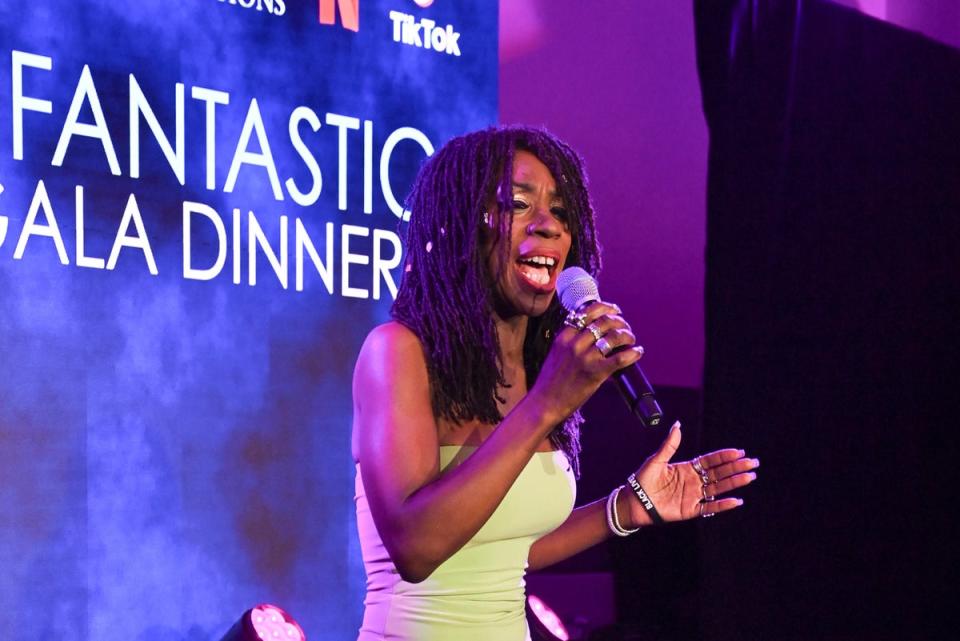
[
  {"left": 319, "top": 0, "right": 359, "bottom": 32},
  {"left": 388, "top": 10, "right": 461, "bottom": 56}
]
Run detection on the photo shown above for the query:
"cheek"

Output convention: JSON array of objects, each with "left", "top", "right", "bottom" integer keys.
[{"left": 484, "top": 240, "right": 512, "bottom": 284}]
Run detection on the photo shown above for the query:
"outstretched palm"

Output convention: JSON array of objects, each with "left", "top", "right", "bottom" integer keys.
[{"left": 627, "top": 423, "right": 758, "bottom": 526}]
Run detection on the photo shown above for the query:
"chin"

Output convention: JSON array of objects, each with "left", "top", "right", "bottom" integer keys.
[
  {"left": 492, "top": 288, "right": 552, "bottom": 320},
  {"left": 518, "top": 291, "right": 556, "bottom": 318}
]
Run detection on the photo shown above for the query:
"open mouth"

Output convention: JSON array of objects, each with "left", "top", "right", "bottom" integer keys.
[{"left": 516, "top": 254, "right": 558, "bottom": 289}]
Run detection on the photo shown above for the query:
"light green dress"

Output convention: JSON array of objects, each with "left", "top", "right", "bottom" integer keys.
[{"left": 355, "top": 445, "right": 577, "bottom": 640}]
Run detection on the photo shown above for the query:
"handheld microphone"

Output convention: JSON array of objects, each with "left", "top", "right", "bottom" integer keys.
[{"left": 556, "top": 267, "right": 664, "bottom": 428}]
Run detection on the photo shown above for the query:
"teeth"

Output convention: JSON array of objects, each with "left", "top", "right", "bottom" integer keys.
[{"left": 521, "top": 256, "right": 556, "bottom": 267}]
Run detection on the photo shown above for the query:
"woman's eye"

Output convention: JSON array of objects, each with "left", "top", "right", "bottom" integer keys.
[
  {"left": 551, "top": 207, "right": 570, "bottom": 221},
  {"left": 511, "top": 199, "right": 529, "bottom": 210}
]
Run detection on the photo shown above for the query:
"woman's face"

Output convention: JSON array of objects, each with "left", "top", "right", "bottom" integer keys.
[{"left": 487, "top": 149, "right": 573, "bottom": 318}]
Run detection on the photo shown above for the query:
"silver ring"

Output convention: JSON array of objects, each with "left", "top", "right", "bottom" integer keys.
[
  {"left": 595, "top": 337, "right": 613, "bottom": 356},
  {"left": 586, "top": 323, "right": 603, "bottom": 343},
  {"left": 703, "top": 487, "right": 716, "bottom": 502},
  {"left": 565, "top": 311, "right": 587, "bottom": 331},
  {"left": 692, "top": 457, "right": 710, "bottom": 485},
  {"left": 691, "top": 457, "right": 705, "bottom": 475}
]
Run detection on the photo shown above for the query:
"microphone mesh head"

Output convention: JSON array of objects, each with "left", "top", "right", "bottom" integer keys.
[{"left": 557, "top": 267, "right": 599, "bottom": 312}]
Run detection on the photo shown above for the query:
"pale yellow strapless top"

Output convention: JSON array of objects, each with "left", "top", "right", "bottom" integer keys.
[{"left": 355, "top": 446, "right": 577, "bottom": 641}]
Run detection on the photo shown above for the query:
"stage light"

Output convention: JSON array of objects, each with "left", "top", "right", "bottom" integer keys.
[
  {"left": 527, "top": 594, "right": 570, "bottom": 641},
  {"left": 219, "top": 604, "right": 306, "bottom": 641}
]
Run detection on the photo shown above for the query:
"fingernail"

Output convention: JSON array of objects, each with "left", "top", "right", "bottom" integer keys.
[
  {"left": 634, "top": 345, "right": 644, "bottom": 357},
  {"left": 751, "top": 458, "right": 760, "bottom": 467},
  {"left": 748, "top": 472, "right": 757, "bottom": 481},
  {"left": 736, "top": 499, "right": 744, "bottom": 506},
  {"left": 672, "top": 420, "right": 681, "bottom": 429},
  {"left": 738, "top": 449, "right": 745, "bottom": 457}
]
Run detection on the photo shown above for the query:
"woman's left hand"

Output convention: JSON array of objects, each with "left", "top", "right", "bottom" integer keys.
[{"left": 623, "top": 422, "right": 758, "bottom": 527}]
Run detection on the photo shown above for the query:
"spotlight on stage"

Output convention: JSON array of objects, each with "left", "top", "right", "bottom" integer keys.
[
  {"left": 220, "top": 604, "right": 306, "bottom": 641},
  {"left": 527, "top": 594, "right": 570, "bottom": 641}
]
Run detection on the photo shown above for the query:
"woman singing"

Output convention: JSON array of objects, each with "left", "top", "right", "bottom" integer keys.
[{"left": 352, "top": 126, "right": 758, "bottom": 640}]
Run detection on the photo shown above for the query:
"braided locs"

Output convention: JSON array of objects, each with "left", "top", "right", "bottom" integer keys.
[{"left": 391, "top": 126, "right": 601, "bottom": 477}]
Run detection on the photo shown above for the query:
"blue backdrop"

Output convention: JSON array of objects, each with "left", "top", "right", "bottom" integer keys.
[{"left": 0, "top": 1, "right": 496, "bottom": 639}]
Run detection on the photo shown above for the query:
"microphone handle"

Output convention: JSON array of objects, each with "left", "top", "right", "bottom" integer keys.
[
  {"left": 610, "top": 346, "right": 663, "bottom": 428},
  {"left": 567, "top": 291, "right": 664, "bottom": 428}
]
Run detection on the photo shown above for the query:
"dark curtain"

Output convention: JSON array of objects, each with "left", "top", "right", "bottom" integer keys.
[{"left": 695, "top": 1, "right": 960, "bottom": 640}]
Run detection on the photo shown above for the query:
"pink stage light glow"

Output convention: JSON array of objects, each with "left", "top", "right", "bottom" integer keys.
[
  {"left": 250, "top": 605, "right": 305, "bottom": 641},
  {"left": 832, "top": 0, "right": 960, "bottom": 50},
  {"left": 527, "top": 595, "right": 570, "bottom": 641},
  {"left": 857, "top": 0, "right": 887, "bottom": 20}
]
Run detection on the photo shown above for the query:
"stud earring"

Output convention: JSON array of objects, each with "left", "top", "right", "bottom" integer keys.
[{"left": 482, "top": 212, "right": 490, "bottom": 225}]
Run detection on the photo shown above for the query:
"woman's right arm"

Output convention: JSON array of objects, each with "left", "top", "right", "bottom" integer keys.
[{"left": 352, "top": 315, "right": 639, "bottom": 583}]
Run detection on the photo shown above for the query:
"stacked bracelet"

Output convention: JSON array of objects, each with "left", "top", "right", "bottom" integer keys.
[
  {"left": 626, "top": 473, "right": 665, "bottom": 525},
  {"left": 605, "top": 485, "right": 640, "bottom": 536}
]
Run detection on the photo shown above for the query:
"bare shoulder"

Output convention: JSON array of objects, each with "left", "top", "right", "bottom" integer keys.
[
  {"left": 354, "top": 321, "right": 427, "bottom": 388},
  {"left": 352, "top": 321, "right": 435, "bottom": 461},
  {"left": 360, "top": 320, "right": 423, "bottom": 357}
]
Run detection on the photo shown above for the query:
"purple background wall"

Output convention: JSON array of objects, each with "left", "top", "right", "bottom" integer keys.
[
  {"left": 500, "top": 1, "right": 708, "bottom": 389},
  {"left": 499, "top": 0, "right": 960, "bottom": 390}
]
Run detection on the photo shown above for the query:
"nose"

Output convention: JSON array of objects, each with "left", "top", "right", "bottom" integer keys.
[{"left": 526, "top": 206, "right": 563, "bottom": 239}]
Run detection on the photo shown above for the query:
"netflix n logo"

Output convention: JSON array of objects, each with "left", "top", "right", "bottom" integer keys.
[{"left": 319, "top": 0, "right": 359, "bottom": 32}]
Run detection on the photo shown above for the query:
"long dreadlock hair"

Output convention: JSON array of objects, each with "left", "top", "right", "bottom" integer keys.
[{"left": 390, "top": 126, "right": 602, "bottom": 477}]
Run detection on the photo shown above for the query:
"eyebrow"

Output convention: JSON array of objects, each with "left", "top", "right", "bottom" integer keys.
[{"left": 511, "top": 181, "right": 561, "bottom": 200}]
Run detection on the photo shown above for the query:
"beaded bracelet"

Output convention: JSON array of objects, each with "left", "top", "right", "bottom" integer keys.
[{"left": 605, "top": 485, "right": 640, "bottom": 536}]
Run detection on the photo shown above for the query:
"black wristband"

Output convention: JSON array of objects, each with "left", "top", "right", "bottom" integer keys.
[{"left": 627, "top": 473, "right": 665, "bottom": 525}]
